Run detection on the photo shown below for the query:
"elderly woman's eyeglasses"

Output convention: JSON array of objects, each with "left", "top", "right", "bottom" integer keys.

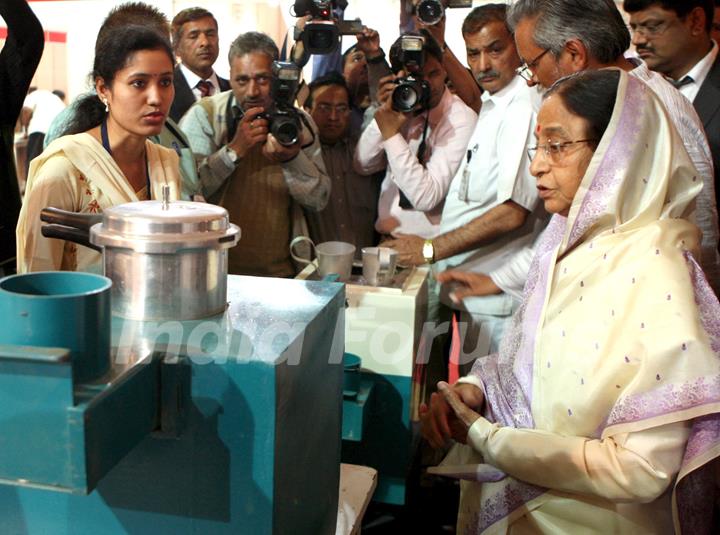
[
  {"left": 527, "top": 139, "right": 597, "bottom": 162},
  {"left": 517, "top": 49, "right": 550, "bottom": 81}
]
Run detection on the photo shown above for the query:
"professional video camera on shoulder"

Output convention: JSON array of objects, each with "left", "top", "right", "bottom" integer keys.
[
  {"left": 389, "top": 34, "right": 431, "bottom": 113},
  {"left": 412, "top": 0, "right": 472, "bottom": 26},
  {"left": 261, "top": 61, "right": 303, "bottom": 147},
  {"left": 292, "top": 0, "right": 363, "bottom": 55}
]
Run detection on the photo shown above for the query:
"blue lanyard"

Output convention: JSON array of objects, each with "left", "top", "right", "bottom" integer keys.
[{"left": 101, "top": 121, "right": 151, "bottom": 199}]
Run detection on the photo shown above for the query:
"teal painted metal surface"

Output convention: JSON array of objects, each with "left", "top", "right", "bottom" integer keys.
[
  {"left": 343, "top": 352, "right": 361, "bottom": 396},
  {"left": 0, "top": 272, "right": 112, "bottom": 382},
  {"left": 0, "top": 344, "right": 184, "bottom": 494},
  {"left": 0, "top": 275, "right": 345, "bottom": 534},
  {"left": 341, "top": 377, "right": 374, "bottom": 442},
  {"left": 342, "top": 371, "right": 412, "bottom": 505}
]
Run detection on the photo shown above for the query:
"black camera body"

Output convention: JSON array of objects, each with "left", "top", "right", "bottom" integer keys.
[
  {"left": 293, "top": 0, "right": 340, "bottom": 54},
  {"left": 258, "top": 61, "right": 303, "bottom": 147},
  {"left": 294, "top": 0, "right": 332, "bottom": 17},
  {"left": 391, "top": 35, "right": 431, "bottom": 113},
  {"left": 392, "top": 76, "right": 431, "bottom": 113}
]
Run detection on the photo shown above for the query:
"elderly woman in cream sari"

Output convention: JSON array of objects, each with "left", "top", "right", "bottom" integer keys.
[
  {"left": 422, "top": 69, "right": 720, "bottom": 534},
  {"left": 16, "top": 25, "right": 181, "bottom": 273}
]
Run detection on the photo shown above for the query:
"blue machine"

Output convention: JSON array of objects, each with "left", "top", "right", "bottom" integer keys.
[{"left": 0, "top": 274, "right": 345, "bottom": 535}]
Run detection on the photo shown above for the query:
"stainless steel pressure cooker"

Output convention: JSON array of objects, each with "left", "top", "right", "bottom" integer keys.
[{"left": 41, "top": 191, "right": 240, "bottom": 321}]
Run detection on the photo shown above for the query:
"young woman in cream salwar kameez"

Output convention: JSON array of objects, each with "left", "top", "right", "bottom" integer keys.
[
  {"left": 422, "top": 69, "right": 720, "bottom": 534},
  {"left": 16, "top": 25, "right": 181, "bottom": 273}
]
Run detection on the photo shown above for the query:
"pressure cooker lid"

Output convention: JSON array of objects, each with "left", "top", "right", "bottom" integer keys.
[
  {"left": 101, "top": 199, "right": 230, "bottom": 235},
  {"left": 90, "top": 194, "right": 240, "bottom": 253}
]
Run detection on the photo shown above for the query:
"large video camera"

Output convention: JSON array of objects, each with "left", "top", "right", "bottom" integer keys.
[
  {"left": 391, "top": 35, "right": 431, "bottom": 113},
  {"left": 293, "top": 0, "right": 361, "bottom": 55},
  {"left": 413, "top": 0, "right": 473, "bottom": 26},
  {"left": 257, "top": 61, "right": 303, "bottom": 147}
]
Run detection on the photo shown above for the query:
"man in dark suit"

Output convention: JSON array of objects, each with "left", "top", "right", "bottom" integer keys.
[
  {"left": 625, "top": 0, "right": 720, "bottom": 209},
  {"left": 169, "top": 7, "right": 230, "bottom": 122}
]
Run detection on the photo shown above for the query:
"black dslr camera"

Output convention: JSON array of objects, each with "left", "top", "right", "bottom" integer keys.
[
  {"left": 391, "top": 35, "right": 431, "bottom": 113},
  {"left": 413, "top": 0, "right": 473, "bottom": 26},
  {"left": 259, "top": 61, "right": 303, "bottom": 147}
]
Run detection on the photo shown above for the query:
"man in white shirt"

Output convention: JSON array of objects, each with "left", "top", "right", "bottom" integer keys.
[
  {"left": 353, "top": 30, "right": 476, "bottom": 240},
  {"left": 169, "top": 7, "right": 230, "bottom": 122},
  {"left": 385, "top": 5, "right": 544, "bottom": 361},
  {"left": 624, "top": 0, "right": 720, "bottom": 219},
  {"left": 20, "top": 88, "right": 66, "bottom": 175},
  {"left": 440, "top": 0, "right": 720, "bottom": 300}
]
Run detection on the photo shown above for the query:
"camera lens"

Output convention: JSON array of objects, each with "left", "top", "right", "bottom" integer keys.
[
  {"left": 392, "top": 83, "right": 419, "bottom": 113},
  {"left": 416, "top": 0, "right": 443, "bottom": 26},
  {"left": 272, "top": 116, "right": 301, "bottom": 146},
  {"left": 305, "top": 26, "right": 339, "bottom": 54}
]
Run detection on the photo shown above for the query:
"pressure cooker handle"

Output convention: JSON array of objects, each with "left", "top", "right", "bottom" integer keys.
[
  {"left": 41, "top": 224, "right": 102, "bottom": 252},
  {"left": 40, "top": 207, "right": 103, "bottom": 231}
]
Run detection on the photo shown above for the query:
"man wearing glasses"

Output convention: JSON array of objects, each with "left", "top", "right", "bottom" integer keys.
[
  {"left": 624, "top": 0, "right": 719, "bottom": 218},
  {"left": 463, "top": 0, "right": 720, "bottom": 299},
  {"left": 385, "top": 4, "right": 545, "bottom": 363},
  {"left": 303, "top": 72, "right": 381, "bottom": 253},
  {"left": 180, "top": 32, "right": 330, "bottom": 277}
]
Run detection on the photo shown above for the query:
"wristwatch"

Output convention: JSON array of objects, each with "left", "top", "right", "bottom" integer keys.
[
  {"left": 422, "top": 239, "right": 435, "bottom": 265},
  {"left": 225, "top": 145, "right": 239, "bottom": 165}
]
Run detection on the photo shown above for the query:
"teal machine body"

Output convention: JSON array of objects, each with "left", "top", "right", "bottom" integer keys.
[{"left": 0, "top": 273, "right": 345, "bottom": 534}]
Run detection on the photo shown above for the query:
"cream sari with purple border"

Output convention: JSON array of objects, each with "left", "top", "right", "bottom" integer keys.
[{"left": 449, "top": 71, "right": 720, "bottom": 533}]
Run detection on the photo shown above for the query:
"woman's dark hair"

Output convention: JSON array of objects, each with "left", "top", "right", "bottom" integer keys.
[
  {"left": 62, "top": 25, "right": 174, "bottom": 136},
  {"left": 544, "top": 69, "right": 621, "bottom": 148}
]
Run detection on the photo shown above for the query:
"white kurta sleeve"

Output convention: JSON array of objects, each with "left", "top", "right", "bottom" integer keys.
[
  {"left": 466, "top": 417, "right": 690, "bottom": 503},
  {"left": 353, "top": 118, "right": 388, "bottom": 175}
]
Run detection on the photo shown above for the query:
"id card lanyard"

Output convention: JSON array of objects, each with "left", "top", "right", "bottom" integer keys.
[
  {"left": 101, "top": 120, "right": 151, "bottom": 199},
  {"left": 457, "top": 143, "right": 479, "bottom": 202}
]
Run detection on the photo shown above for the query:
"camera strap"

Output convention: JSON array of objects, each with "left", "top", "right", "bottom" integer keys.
[
  {"left": 298, "top": 113, "right": 316, "bottom": 150},
  {"left": 226, "top": 96, "right": 242, "bottom": 141},
  {"left": 398, "top": 112, "right": 430, "bottom": 210}
]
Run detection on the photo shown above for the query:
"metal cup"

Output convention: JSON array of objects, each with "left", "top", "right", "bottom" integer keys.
[
  {"left": 361, "top": 246, "right": 398, "bottom": 286},
  {"left": 290, "top": 237, "right": 356, "bottom": 281}
]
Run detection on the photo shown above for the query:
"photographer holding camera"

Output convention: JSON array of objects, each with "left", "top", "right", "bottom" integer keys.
[
  {"left": 411, "top": 0, "right": 482, "bottom": 113},
  {"left": 180, "top": 31, "right": 330, "bottom": 278},
  {"left": 353, "top": 30, "right": 476, "bottom": 239}
]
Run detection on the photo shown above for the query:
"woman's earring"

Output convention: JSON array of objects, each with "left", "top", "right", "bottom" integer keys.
[{"left": 102, "top": 98, "right": 109, "bottom": 113}]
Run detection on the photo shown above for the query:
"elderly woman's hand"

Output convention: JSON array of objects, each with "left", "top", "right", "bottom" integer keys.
[
  {"left": 436, "top": 270, "right": 502, "bottom": 304},
  {"left": 420, "top": 381, "right": 484, "bottom": 448},
  {"left": 437, "top": 381, "right": 482, "bottom": 444}
]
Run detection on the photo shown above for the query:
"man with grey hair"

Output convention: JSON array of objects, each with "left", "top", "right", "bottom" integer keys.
[
  {"left": 180, "top": 31, "right": 330, "bottom": 277},
  {"left": 464, "top": 0, "right": 720, "bottom": 297}
]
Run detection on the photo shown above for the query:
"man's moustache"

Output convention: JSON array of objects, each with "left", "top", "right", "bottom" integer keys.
[{"left": 475, "top": 71, "right": 500, "bottom": 82}]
